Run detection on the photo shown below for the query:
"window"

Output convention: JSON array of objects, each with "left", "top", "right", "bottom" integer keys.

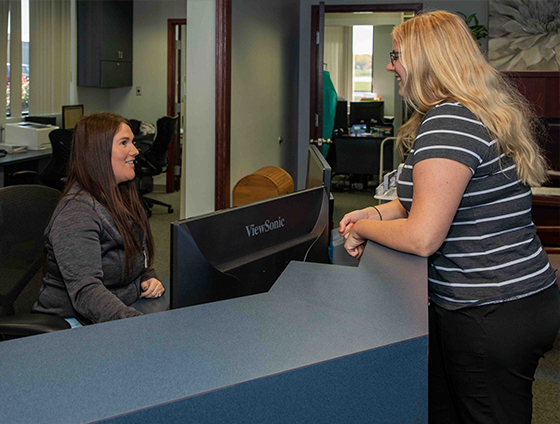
[
  {"left": 5, "top": 12, "right": 9, "bottom": 116},
  {"left": 352, "top": 26, "right": 375, "bottom": 101},
  {"left": 5, "top": 0, "right": 29, "bottom": 117},
  {"left": 21, "top": 0, "right": 29, "bottom": 115}
]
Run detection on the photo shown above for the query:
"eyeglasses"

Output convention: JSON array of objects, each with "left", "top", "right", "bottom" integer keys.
[{"left": 390, "top": 51, "right": 400, "bottom": 66}]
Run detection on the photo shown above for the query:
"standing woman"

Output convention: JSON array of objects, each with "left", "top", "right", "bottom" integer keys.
[
  {"left": 339, "top": 11, "right": 559, "bottom": 424},
  {"left": 33, "top": 112, "right": 164, "bottom": 325}
]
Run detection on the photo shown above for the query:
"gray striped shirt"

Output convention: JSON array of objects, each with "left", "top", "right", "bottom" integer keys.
[{"left": 397, "top": 102, "right": 556, "bottom": 310}]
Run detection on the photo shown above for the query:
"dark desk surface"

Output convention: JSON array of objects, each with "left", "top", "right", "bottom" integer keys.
[
  {"left": 339, "top": 132, "right": 392, "bottom": 139},
  {"left": 0, "top": 148, "right": 53, "bottom": 187},
  {"left": 0, "top": 148, "right": 52, "bottom": 166},
  {"left": 0, "top": 242, "right": 427, "bottom": 424},
  {"left": 130, "top": 277, "right": 170, "bottom": 314}
]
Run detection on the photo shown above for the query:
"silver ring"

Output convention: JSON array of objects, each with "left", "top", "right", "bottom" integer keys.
[{"left": 156, "top": 292, "right": 161, "bottom": 297}]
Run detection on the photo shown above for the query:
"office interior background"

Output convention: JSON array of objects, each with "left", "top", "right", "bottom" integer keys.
[{"left": 1, "top": 0, "right": 558, "bottom": 421}]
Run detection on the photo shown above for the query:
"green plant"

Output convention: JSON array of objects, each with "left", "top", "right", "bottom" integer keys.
[
  {"left": 22, "top": 75, "right": 29, "bottom": 112},
  {"left": 5, "top": 76, "right": 29, "bottom": 114},
  {"left": 458, "top": 12, "right": 488, "bottom": 41}
]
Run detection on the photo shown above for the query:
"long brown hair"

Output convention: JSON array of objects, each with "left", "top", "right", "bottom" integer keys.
[
  {"left": 392, "top": 11, "right": 547, "bottom": 187},
  {"left": 61, "top": 112, "right": 155, "bottom": 275}
]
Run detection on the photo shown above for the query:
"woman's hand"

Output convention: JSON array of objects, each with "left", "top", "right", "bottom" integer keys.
[
  {"left": 338, "top": 159, "right": 473, "bottom": 257},
  {"left": 339, "top": 207, "right": 375, "bottom": 238},
  {"left": 140, "top": 278, "right": 165, "bottom": 298},
  {"left": 343, "top": 222, "right": 367, "bottom": 259}
]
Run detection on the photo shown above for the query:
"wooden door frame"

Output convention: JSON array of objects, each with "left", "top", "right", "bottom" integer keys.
[
  {"left": 215, "top": 0, "right": 232, "bottom": 211},
  {"left": 167, "top": 18, "right": 186, "bottom": 193},
  {"left": 309, "top": 3, "right": 423, "bottom": 142}
]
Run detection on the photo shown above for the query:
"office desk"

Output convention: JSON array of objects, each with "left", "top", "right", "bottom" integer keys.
[
  {"left": 0, "top": 242, "right": 427, "bottom": 424},
  {"left": 0, "top": 148, "right": 52, "bottom": 187}
]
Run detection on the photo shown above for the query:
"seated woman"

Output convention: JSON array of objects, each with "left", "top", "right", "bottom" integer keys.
[{"left": 33, "top": 112, "right": 164, "bottom": 326}]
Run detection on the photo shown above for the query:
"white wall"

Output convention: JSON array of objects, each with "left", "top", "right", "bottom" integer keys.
[
  {"left": 297, "top": 0, "right": 489, "bottom": 189},
  {"left": 77, "top": 0, "right": 185, "bottom": 124},
  {"left": 373, "top": 25, "right": 394, "bottom": 118},
  {"left": 183, "top": 0, "right": 215, "bottom": 218},
  {"left": 230, "top": 0, "right": 300, "bottom": 197},
  {"left": 76, "top": 87, "right": 111, "bottom": 115},
  {"left": 183, "top": 0, "right": 300, "bottom": 217},
  {"left": 111, "top": 0, "right": 186, "bottom": 124}
]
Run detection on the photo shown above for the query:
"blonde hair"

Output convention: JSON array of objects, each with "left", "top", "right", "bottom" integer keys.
[{"left": 392, "top": 11, "right": 547, "bottom": 186}]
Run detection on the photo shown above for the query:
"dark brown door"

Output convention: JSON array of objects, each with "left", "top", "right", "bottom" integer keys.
[
  {"left": 167, "top": 19, "right": 186, "bottom": 193},
  {"left": 310, "top": 2, "right": 325, "bottom": 144}
]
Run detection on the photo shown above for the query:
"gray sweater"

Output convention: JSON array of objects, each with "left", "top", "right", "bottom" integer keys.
[{"left": 32, "top": 185, "right": 157, "bottom": 323}]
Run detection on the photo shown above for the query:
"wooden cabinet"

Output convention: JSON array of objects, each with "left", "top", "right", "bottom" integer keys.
[
  {"left": 506, "top": 72, "right": 560, "bottom": 253},
  {"left": 503, "top": 72, "right": 559, "bottom": 119},
  {"left": 77, "top": 0, "right": 133, "bottom": 88},
  {"left": 504, "top": 72, "right": 560, "bottom": 172},
  {"left": 532, "top": 192, "right": 560, "bottom": 253}
]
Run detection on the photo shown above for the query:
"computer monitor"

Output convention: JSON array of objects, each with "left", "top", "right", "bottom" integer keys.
[
  {"left": 170, "top": 187, "right": 330, "bottom": 309},
  {"left": 349, "top": 101, "right": 384, "bottom": 127},
  {"left": 62, "top": 105, "right": 84, "bottom": 130},
  {"left": 307, "top": 144, "right": 332, "bottom": 196}
]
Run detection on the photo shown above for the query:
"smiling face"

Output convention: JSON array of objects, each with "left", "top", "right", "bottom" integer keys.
[
  {"left": 387, "top": 41, "right": 407, "bottom": 97},
  {"left": 111, "top": 124, "right": 138, "bottom": 185}
]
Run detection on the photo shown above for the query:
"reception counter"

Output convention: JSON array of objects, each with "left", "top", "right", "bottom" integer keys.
[{"left": 0, "top": 241, "right": 427, "bottom": 424}]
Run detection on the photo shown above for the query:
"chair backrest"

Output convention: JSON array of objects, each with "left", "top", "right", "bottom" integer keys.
[
  {"left": 39, "top": 129, "right": 74, "bottom": 190},
  {"left": 0, "top": 185, "right": 61, "bottom": 317},
  {"left": 128, "top": 119, "right": 142, "bottom": 136},
  {"left": 144, "top": 116, "right": 179, "bottom": 173}
]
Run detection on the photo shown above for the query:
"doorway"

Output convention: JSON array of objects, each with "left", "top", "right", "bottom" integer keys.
[
  {"left": 310, "top": 3, "right": 422, "bottom": 224},
  {"left": 310, "top": 3, "right": 422, "bottom": 143}
]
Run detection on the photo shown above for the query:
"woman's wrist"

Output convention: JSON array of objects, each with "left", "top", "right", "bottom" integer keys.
[
  {"left": 367, "top": 206, "right": 382, "bottom": 221},
  {"left": 373, "top": 206, "right": 383, "bottom": 220}
]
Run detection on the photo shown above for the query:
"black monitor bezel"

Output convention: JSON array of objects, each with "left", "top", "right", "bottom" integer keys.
[
  {"left": 170, "top": 187, "right": 330, "bottom": 310},
  {"left": 349, "top": 101, "right": 384, "bottom": 127},
  {"left": 307, "top": 144, "right": 332, "bottom": 196}
]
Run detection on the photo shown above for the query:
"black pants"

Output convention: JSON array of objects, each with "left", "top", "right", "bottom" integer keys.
[{"left": 429, "top": 284, "right": 560, "bottom": 424}]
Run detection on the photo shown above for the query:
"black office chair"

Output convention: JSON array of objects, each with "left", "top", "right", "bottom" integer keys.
[
  {"left": 0, "top": 185, "right": 71, "bottom": 340},
  {"left": 135, "top": 116, "right": 178, "bottom": 217},
  {"left": 130, "top": 118, "right": 156, "bottom": 153},
  {"left": 129, "top": 118, "right": 142, "bottom": 136},
  {"left": 39, "top": 129, "right": 73, "bottom": 191}
]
